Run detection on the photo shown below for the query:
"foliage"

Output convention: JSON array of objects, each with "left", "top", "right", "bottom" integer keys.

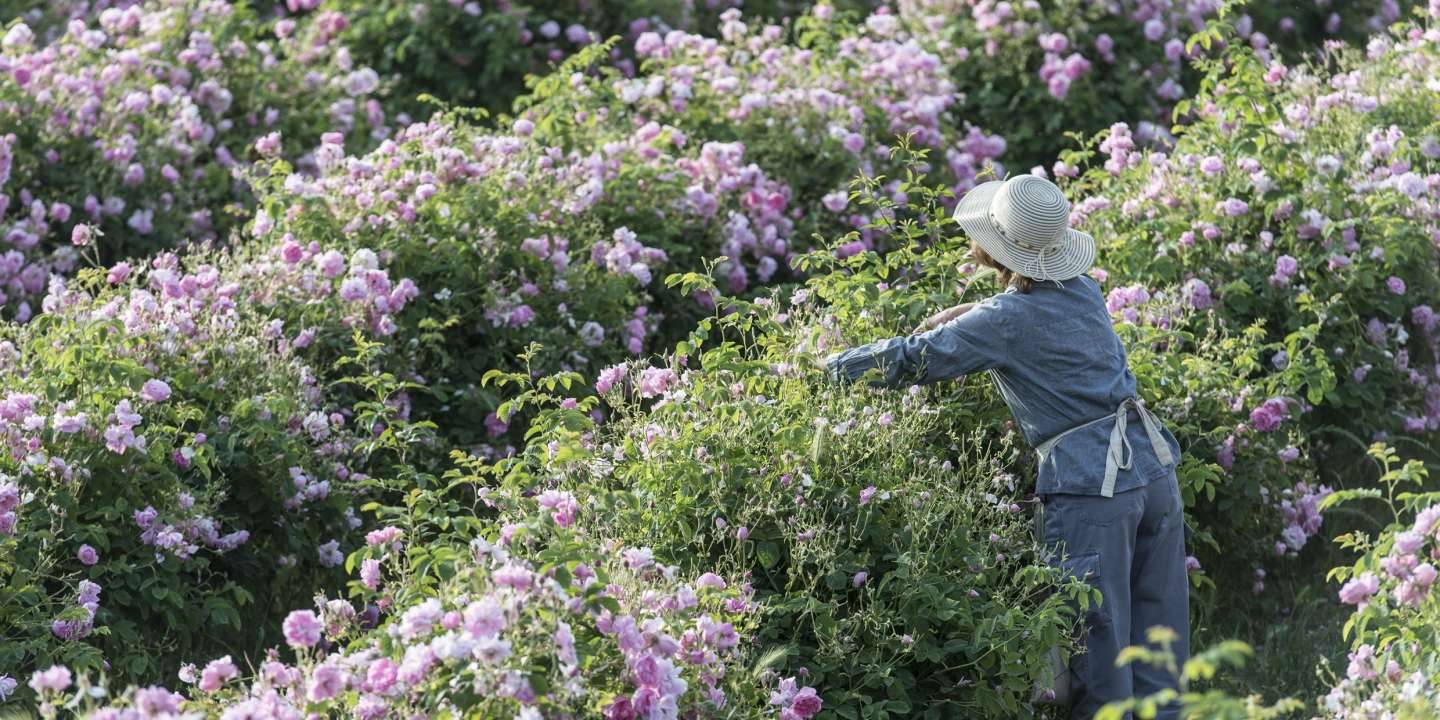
[
  {"left": 300, "top": 0, "right": 1414, "bottom": 172},
  {"left": 21, "top": 495, "right": 778, "bottom": 717},
  {"left": 900, "top": 0, "right": 1416, "bottom": 169},
  {"left": 1060, "top": 15, "right": 1440, "bottom": 596},
  {"left": 319, "top": 0, "right": 736, "bottom": 118},
  {"left": 0, "top": 1, "right": 1437, "bottom": 717},
  {"left": 1098, "top": 627, "right": 1306, "bottom": 719},
  {"left": 245, "top": 3, "right": 1014, "bottom": 448},
  {"left": 242, "top": 112, "right": 739, "bottom": 450}
]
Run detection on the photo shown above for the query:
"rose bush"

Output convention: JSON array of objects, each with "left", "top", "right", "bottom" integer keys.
[
  {"left": 0, "top": 0, "right": 383, "bottom": 318},
  {"left": 0, "top": 255, "right": 369, "bottom": 684},
  {"left": 0, "top": 0, "right": 1436, "bottom": 716},
  {"left": 897, "top": 0, "right": 1415, "bottom": 169},
  {"left": 258, "top": 0, "right": 1439, "bottom": 468},
  {"left": 319, "top": 0, "right": 951, "bottom": 121},
  {"left": 1067, "top": 21, "right": 1440, "bottom": 442},
  {"left": 241, "top": 110, "right": 778, "bottom": 451},
  {"left": 246, "top": 5, "right": 1011, "bottom": 449},
  {"left": 308, "top": 0, "right": 1413, "bottom": 174},
  {"left": 316, "top": 0, "right": 768, "bottom": 118},
  {"left": 513, "top": 4, "right": 1026, "bottom": 264}
]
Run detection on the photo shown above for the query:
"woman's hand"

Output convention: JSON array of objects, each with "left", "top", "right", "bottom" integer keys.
[{"left": 912, "top": 303, "right": 973, "bottom": 334}]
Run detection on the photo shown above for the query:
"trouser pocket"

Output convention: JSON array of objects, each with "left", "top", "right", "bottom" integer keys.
[{"left": 1030, "top": 501, "right": 1112, "bottom": 707}]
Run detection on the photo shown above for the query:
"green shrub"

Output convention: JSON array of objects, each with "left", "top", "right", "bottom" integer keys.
[
  {"left": 1098, "top": 627, "right": 1305, "bottom": 719},
  {"left": 467, "top": 171, "right": 1082, "bottom": 718},
  {"left": 246, "top": 7, "right": 1010, "bottom": 450},
  {"left": 8, "top": 372, "right": 782, "bottom": 714},
  {"left": 0, "top": 257, "right": 362, "bottom": 683},
  {"left": 242, "top": 109, "right": 749, "bottom": 450},
  {"left": 900, "top": 0, "right": 1416, "bottom": 169}
]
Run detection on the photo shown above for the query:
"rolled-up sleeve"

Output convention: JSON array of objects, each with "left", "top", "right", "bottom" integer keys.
[{"left": 824, "top": 300, "right": 1009, "bottom": 387}]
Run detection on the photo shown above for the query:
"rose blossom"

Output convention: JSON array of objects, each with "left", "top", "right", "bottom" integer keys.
[
  {"left": 282, "top": 610, "right": 323, "bottom": 647},
  {"left": 140, "top": 379, "right": 172, "bottom": 403}
]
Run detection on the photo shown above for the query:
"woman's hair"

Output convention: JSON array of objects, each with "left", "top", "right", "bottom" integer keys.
[{"left": 970, "top": 241, "right": 1035, "bottom": 293}]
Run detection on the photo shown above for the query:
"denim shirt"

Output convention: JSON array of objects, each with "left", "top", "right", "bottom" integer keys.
[{"left": 824, "top": 275, "right": 1180, "bottom": 496}]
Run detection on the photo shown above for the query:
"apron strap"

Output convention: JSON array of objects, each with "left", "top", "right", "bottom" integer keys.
[
  {"left": 1137, "top": 399, "right": 1175, "bottom": 468},
  {"left": 1100, "top": 401, "right": 1132, "bottom": 498},
  {"left": 1101, "top": 398, "right": 1174, "bottom": 497}
]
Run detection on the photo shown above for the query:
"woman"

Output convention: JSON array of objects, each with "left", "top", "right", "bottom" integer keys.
[{"left": 824, "top": 174, "right": 1189, "bottom": 719}]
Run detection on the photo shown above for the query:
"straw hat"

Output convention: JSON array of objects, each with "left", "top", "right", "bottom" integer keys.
[{"left": 953, "top": 175, "right": 1096, "bottom": 282}]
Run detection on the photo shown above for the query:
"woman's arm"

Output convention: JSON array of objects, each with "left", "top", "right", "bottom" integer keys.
[
  {"left": 912, "top": 303, "right": 974, "bottom": 335},
  {"left": 824, "top": 300, "right": 1008, "bottom": 388}
]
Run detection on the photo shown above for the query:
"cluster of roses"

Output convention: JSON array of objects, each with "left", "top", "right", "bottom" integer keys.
[
  {"left": 22, "top": 493, "right": 823, "bottom": 719},
  {"left": 1325, "top": 501, "right": 1440, "bottom": 716},
  {"left": 0, "top": 246, "right": 374, "bottom": 676}
]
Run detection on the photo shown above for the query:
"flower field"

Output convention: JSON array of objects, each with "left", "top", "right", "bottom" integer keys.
[{"left": 0, "top": 0, "right": 1438, "bottom": 717}]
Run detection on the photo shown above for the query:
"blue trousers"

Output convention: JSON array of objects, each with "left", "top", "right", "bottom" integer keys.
[{"left": 1040, "top": 473, "right": 1191, "bottom": 720}]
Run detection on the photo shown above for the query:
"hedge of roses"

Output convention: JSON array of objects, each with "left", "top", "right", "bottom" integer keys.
[
  {"left": 0, "top": 173, "right": 1082, "bottom": 715},
  {"left": 296, "top": 0, "right": 1414, "bottom": 173},
  {"left": 0, "top": 0, "right": 383, "bottom": 319},
  {"left": 1056, "top": 16, "right": 1440, "bottom": 596},
  {"left": 896, "top": 0, "right": 1417, "bottom": 169},
  {"left": 241, "top": 113, "right": 787, "bottom": 450},
  {"left": 516, "top": 6, "right": 1008, "bottom": 252},
  {"left": 315, "top": 0, "right": 836, "bottom": 119},
  {"left": 259, "top": 0, "right": 1440, "bottom": 463},
  {"left": 454, "top": 173, "right": 1103, "bottom": 717},
  {"left": 1071, "top": 24, "right": 1440, "bottom": 440},
  {"left": 0, "top": 254, "right": 367, "bottom": 684}
]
